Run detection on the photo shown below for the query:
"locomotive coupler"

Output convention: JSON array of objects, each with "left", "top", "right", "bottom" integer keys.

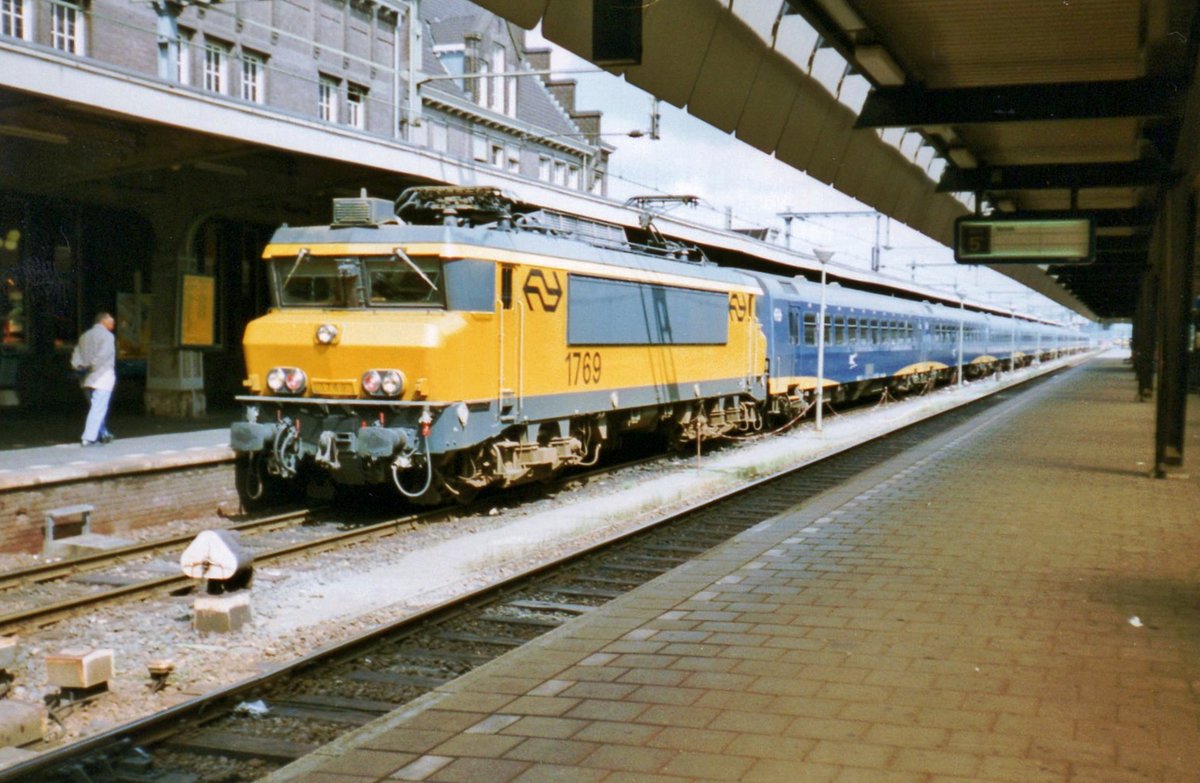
[
  {"left": 355, "top": 426, "right": 411, "bottom": 459},
  {"left": 230, "top": 421, "right": 280, "bottom": 453},
  {"left": 315, "top": 431, "right": 341, "bottom": 469}
]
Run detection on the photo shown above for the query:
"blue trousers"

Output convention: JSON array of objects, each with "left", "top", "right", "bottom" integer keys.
[{"left": 82, "top": 387, "right": 113, "bottom": 443}]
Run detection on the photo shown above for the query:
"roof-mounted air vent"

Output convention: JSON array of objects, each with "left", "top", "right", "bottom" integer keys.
[{"left": 332, "top": 195, "right": 400, "bottom": 227}]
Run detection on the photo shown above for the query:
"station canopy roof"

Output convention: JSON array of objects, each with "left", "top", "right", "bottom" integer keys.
[{"left": 475, "top": 0, "right": 1200, "bottom": 321}]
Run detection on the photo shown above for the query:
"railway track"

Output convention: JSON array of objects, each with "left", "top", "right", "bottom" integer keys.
[
  {"left": 0, "top": 509, "right": 310, "bottom": 592},
  {"left": 0, "top": 363, "right": 1071, "bottom": 783},
  {"left": 0, "top": 453, "right": 665, "bottom": 634}
]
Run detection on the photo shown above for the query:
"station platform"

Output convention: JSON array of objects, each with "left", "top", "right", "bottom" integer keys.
[
  {"left": 0, "top": 408, "right": 236, "bottom": 553},
  {"left": 266, "top": 356, "right": 1200, "bottom": 783}
]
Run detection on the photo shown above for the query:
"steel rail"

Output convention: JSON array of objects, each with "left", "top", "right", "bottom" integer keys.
[
  {"left": 0, "top": 454, "right": 666, "bottom": 633},
  {"left": 0, "top": 509, "right": 432, "bottom": 633},
  {"left": 0, "top": 509, "right": 311, "bottom": 592},
  {"left": 0, "top": 360, "right": 1084, "bottom": 783}
]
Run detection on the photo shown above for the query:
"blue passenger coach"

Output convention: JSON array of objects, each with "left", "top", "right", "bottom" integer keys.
[{"left": 747, "top": 271, "right": 1082, "bottom": 418}]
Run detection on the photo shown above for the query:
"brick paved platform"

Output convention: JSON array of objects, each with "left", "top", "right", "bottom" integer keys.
[{"left": 266, "top": 357, "right": 1200, "bottom": 783}]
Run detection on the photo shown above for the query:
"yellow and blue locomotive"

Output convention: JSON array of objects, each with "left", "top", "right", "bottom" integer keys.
[{"left": 230, "top": 187, "right": 767, "bottom": 507}]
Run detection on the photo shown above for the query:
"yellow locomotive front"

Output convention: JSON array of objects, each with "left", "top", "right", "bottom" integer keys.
[{"left": 231, "top": 192, "right": 513, "bottom": 508}]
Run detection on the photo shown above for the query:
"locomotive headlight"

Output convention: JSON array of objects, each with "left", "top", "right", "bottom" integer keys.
[
  {"left": 315, "top": 323, "right": 339, "bottom": 345},
  {"left": 361, "top": 370, "right": 382, "bottom": 396},
  {"left": 284, "top": 368, "right": 307, "bottom": 393},
  {"left": 380, "top": 370, "right": 405, "bottom": 397},
  {"left": 267, "top": 367, "right": 307, "bottom": 395},
  {"left": 362, "top": 369, "right": 404, "bottom": 398}
]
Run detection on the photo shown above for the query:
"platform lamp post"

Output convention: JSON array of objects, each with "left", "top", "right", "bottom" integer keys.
[
  {"left": 814, "top": 248, "right": 834, "bottom": 431},
  {"left": 956, "top": 290, "right": 965, "bottom": 389}
]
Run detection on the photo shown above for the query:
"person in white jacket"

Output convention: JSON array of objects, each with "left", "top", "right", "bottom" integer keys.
[{"left": 71, "top": 311, "right": 116, "bottom": 446}]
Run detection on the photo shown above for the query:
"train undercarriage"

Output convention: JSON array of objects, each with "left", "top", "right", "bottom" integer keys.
[
  {"left": 231, "top": 394, "right": 764, "bottom": 510},
  {"left": 232, "top": 349, "right": 1080, "bottom": 511}
]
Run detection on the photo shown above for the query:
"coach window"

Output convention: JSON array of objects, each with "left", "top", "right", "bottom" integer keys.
[
  {"left": 788, "top": 310, "right": 801, "bottom": 345},
  {"left": 847, "top": 317, "right": 858, "bottom": 344},
  {"left": 803, "top": 312, "right": 816, "bottom": 345}
]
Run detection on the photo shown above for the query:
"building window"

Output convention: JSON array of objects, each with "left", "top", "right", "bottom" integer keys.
[
  {"left": 538, "top": 156, "right": 551, "bottom": 182},
  {"left": 240, "top": 51, "right": 265, "bottom": 104},
  {"left": 433, "top": 44, "right": 465, "bottom": 91},
  {"left": 553, "top": 160, "right": 566, "bottom": 186},
  {"left": 489, "top": 143, "right": 504, "bottom": 168},
  {"left": 567, "top": 165, "right": 580, "bottom": 190},
  {"left": 487, "top": 43, "right": 505, "bottom": 113},
  {"left": 429, "top": 120, "right": 448, "bottom": 151},
  {"left": 506, "top": 147, "right": 520, "bottom": 173},
  {"left": 505, "top": 68, "right": 517, "bottom": 118},
  {"left": 318, "top": 76, "right": 338, "bottom": 122},
  {"left": 50, "top": 1, "right": 84, "bottom": 55},
  {"left": 1, "top": 0, "right": 29, "bottom": 40},
  {"left": 176, "top": 30, "right": 193, "bottom": 85},
  {"left": 347, "top": 83, "right": 366, "bottom": 129},
  {"left": 203, "top": 41, "right": 227, "bottom": 93},
  {"left": 472, "top": 134, "right": 488, "bottom": 162},
  {"left": 590, "top": 171, "right": 604, "bottom": 195}
]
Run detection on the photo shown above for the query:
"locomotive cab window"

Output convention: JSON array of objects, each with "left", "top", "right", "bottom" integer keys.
[
  {"left": 366, "top": 256, "right": 443, "bottom": 306},
  {"left": 271, "top": 253, "right": 445, "bottom": 308}
]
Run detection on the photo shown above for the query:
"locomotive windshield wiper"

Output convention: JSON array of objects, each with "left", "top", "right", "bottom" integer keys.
[
  {"left": 282, "top": 247, "right": 311, "bottom": 288},
  {"left": 392, "top": 247, "right": 438, "bottom": 292}
]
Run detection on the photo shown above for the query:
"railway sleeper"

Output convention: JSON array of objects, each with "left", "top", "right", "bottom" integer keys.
[
  {"left": 620, "top": 554, "right": 688, "bottom": 567},
  {"left": 595, "top": 563, "right": 670, "bottom": 576},
  {"left": 478, "top": 613, "right": 563, "bottom": 629},
  {"left": 167, "top": 730, "right": 317, "bottom": 761},
  {"left": 569, "top": 574, "right": 641, "bottom": 586},
  {"left": 507, "top": 599, "right": 593, "bottom": 615},
  {"left": 267, "top": 702, "right": 380, "bottom": 726},
  {"left": 279, "top": 693, "right": 399, "bottom": 714},
  {"left": 346, "top": 670, "right": 451, "bottom": 689},
  {"left": 396, "top": 647, "right": 494, "bottom": 665},
  {"left": 641, "top": 543, "right": 715, "bottom": 555},
  {"left": 435, "top": 631, "right": 527, "bottom": 648},
  {"left": 544, "top": 585, "right": 624, "bottom": 599}
]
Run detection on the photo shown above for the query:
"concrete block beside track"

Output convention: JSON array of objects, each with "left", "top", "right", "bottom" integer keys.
[
  {"left": 194, "top": 592, "right": 252, "bottom": 633},
  {"left": 43, "top": 533, "right": 134, "bottom": 559},
  {"left": 0, "top": 636, "right": 15, "bottom": 671},
  {"left": 45, "top": 648, "right": 114, "bottom": 690},
  {"left": 0, "top": 700, "right": 45, "bottom": 748}
]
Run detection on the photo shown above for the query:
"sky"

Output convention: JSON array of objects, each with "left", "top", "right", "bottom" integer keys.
[{"left": 523, "top": 26, "right": 1090, "bottom": 326}]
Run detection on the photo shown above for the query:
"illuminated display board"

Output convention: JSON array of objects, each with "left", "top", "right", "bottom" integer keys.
[{"left": 954, "top": 216, "right": 1095, "bottom": 264}]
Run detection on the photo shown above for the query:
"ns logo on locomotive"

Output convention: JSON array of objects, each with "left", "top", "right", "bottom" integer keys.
[{"left": 230, "top": 186, "right": 1085, "bottom": 509}]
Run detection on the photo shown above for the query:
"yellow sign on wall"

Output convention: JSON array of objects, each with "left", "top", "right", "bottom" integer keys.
[{"left": 180, "top": 274, "right": 216, "bottom": 347}]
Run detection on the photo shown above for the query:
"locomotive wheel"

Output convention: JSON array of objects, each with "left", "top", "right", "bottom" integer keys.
[{"left": 235, "top": 453, "right": 290, "bottom": 512}]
